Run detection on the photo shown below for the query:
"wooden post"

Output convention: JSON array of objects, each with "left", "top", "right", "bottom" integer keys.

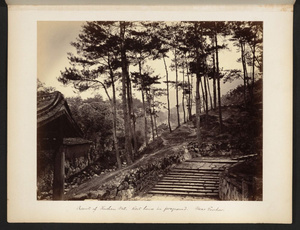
[
  {"left": 53, "top": 145, "right": 65, "bottom": 200},
  {"left": 242, "top": 179, "right": 249, "bottom": 201}
]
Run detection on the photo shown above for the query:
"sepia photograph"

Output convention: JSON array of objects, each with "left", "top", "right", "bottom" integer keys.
[
  {"left": 7, "top": 2, "right": 294, "bottom": 222},
  {"left": 37, "top": 21, "right": 263, "bottom": 202}
]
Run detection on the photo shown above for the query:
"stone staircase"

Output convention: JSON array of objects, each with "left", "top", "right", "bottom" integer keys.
[{"left": 148, "top": 157, "right": 239, "bottom": 198}]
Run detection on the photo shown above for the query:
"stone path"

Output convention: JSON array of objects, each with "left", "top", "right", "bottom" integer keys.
[{"left": 147, "top": 157, "right": 239, "bottom": 199}]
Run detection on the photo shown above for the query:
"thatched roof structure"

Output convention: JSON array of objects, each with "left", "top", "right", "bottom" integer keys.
[{"left": 37, "top": 91, "right": 83, "bottom": 141}]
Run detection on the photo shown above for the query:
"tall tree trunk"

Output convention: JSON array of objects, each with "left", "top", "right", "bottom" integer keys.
[
  {"left": 128, "top": 77, "right": 138, "bottom": 158},
  {"left": 147, "top": 92, "right": 155, "bottom": 141},
  {"left": 182, "top": 95, "right": 186, "bottom": 123},
  {"left": 141, "top": 89, "right": 148, "bottom": 146},
  {"left": 206, "top": 76, "right": 213, "bottom": 110},
  {"left": 152, "top": 94, "right": 159, "bottom": 137},
  {"left": 163, "top": 56, "right": 172, "bottom": 133},
  {"left": 191, "top": 75, "right": 194, "bottom": 115},
  {"left": 110, "top": 74, "right": 122, "bottom": 169},
  {"left": 182, "top": 67, "right": 186, "bottom": 123},
  {"left": 200, "top": 77, "right": 207, "bottom": 114},
  {"left": 188, "top": 74, "right": 192, "bottom": 120},
  {"left": 203, "top": 74, "right": 209, "bottom": 116},
  {"left": 243, "top": 43, "right": 250, "bottom": 99},
  {"left": 212, "top": 52, "right": 217, "bottom": 110},
  {"left": 120, "top": 21, "right": 132, "bottom": 164},
  {"left": 126, "top": 68, "right": 134, "bottom": 160},
  {"left": 154, "top": 114, "right": 158, "bottom": 137},
  {"left": 240, "top": 41, "right": 248, "bottom": 106},
  {"left": 174, "top": 49, "right": 180, "bottom": 127},
  {"left": 194, "top": 22, "right": 202, "bottom": 147},
  {"left": 251, "top": 40, "right": 256, "bottom": 101},
  {"left": 186, "top": 58, "right": 192, "bottom": 120},
  {"left": 215, "top": 31, "right": 223, "bottom": 132},
  {"left": 139, "top": 61, "right": 148, "bottom": 146},
  {"left": 184, "top": 55, "right": 192, "bottom": 120},
  {"left": 199, "top": 26, "right": 207, "bottom": 116},
  {"left": 199, "top": 76, "right": 202, "bottom": 114},
  {"left": 195, "top": 75, "right": 201, "bottom": 148}
]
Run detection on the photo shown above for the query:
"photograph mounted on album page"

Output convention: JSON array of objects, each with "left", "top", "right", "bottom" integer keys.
[{"left": 7, "top": 1, "right": 294, "bottom": 223}]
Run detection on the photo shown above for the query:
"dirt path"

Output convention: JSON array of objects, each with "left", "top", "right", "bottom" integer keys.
[
  {"left": 64, "top": 122, "right": 197, "bottom": 199},
  {"left": 64, "top": 121, "right": 244, "bottom": 201}
]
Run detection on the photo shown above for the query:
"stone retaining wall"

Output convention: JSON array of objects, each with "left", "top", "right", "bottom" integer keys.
[
  {"left": 70, "top": 146, "right": 192, "bottom": 200},
  {"left": 65, "top": 155, "right": 89, "bottom": 180},
  {"left": 219, "top": 172, "right": 252, "bottom": 201},
  {"left": 219, "top": 156, "right": 262, "bottom": 201}
]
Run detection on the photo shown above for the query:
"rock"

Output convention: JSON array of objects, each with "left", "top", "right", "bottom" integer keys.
[
  {"left": 126, "top": 188, "right": 135, "bottom": 199},
  {"left": 123, "top": 181, "right": 129, "bottom": 190},
  {"left": 72, "top": 193, "right": 88, "bottom": 200},
  {"left": 88, "top": 191, "right": 99, "bottom": 199},
  {"left": 118, "top": 184, "right": 124, "bottom": 191},
  {"left": 108, "top": 189, "right": 117, "bottom": 199},
  {"left": 97, "top": 190, "right": 109, "bottom": 200}
]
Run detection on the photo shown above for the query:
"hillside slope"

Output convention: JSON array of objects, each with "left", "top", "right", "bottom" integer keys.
[{"left": 64, "top": 80, "right": 263, "bottom": 200}]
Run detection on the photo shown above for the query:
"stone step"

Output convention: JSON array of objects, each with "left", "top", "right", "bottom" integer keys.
[
  {"left": 154, "top": 184, "right": 218, "bottom": 190},
  {"left": 168, "top": 170, "right": 221, "bottom": 175},
  {"left": 170, "top": 172, "right": 222, "bottom": 176},
  {"left": 168, "top": 172, "right": 220, "bottom": 177},
  {"left": 186, "top": 159, "right": 239, "bottom": 163},
  {"left": 148, "top": 190, "right": 219, "bottom": 197},
  {"left": 157, "top": 181, "right": 219, "bottom": 186},
  {"left": 169, "top": 171, "right": 220, "bottom": 175},
  {"left": 151, "top": 187, "right": 219, "bottom": 193},
  {"left": 171, "top": 168, "right": 223, "bottom": 174},
  {"left": 161, "top": 178, "right": 219, "bottom": 184},
  {"left": 173, "top": 165, "right": 224, "bottom": 170},
  {"left": 232, "top": 154, "right": 257, "bottom": 160},
  {"left": 177, "top": 163, "right": 228, "bottom": 170},
  {"left": 145, "top": 158, "right": 229, "bottom": 198},
  {"left": 164, "top": 175, "right": 219, "bottom": 180}
]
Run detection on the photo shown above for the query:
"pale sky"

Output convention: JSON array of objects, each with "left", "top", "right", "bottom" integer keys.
[{"left": 37, "top": 21, "right": 244, "bottom": 109}]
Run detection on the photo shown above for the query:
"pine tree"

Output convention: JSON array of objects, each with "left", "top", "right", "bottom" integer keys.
[{"left": 58, "top": 21, "right": 123, "bottom": 168}]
